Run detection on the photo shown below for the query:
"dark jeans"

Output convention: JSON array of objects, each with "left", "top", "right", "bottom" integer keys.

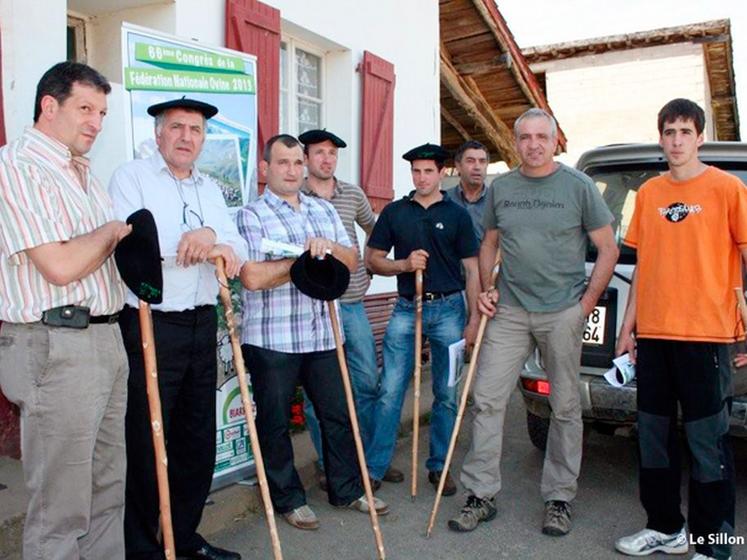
[
  {"left": 637, "top": 339, "right": 735, "bottom": 560},
  {"left": 120, "top": 305, "right": 217, "bottom": 559},
  {"left": 242, "top": 344, "right": 363, "bottom": 513}
]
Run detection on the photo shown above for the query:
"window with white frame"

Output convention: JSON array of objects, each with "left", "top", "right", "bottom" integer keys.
[{"left": 279, "top": 39, "right": 325, "bottom": 135}]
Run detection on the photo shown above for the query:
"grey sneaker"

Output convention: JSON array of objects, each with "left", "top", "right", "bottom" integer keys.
[
  {"left": 542, "top": 500, "right": 572, "bottom": 536},
  {"left": 447, "top": 495, "right": 497, "bottom": 532},
  {"left": 614, "top": 526, "right": 688, "bottom": 556}
]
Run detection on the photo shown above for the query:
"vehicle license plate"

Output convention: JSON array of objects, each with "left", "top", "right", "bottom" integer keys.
[{"left": 582, "top": 306, "right": 606, "bottom": 346}]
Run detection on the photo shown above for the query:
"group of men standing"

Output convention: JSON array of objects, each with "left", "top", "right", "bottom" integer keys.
[{"left": 0, "top": 59, "right": 743, "bottom": 560}]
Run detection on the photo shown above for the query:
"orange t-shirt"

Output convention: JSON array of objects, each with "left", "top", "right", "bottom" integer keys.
[{"left": 623, "top": 166, "right": 747, "bottom": 342}]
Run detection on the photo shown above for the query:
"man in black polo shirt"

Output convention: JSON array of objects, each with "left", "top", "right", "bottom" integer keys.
[{"left": 364, "top": 143, "right": 480, "bottom": 495}]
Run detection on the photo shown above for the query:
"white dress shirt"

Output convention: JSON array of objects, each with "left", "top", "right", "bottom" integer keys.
[{"left": 108, "top": 151, "right": 249, "bottom": 312}]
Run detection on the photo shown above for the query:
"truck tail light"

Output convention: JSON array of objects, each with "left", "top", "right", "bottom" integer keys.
[{"left": 522, "top": 378, "right": 551, "bottom": 396}]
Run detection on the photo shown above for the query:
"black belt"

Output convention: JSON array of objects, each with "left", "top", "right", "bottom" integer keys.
[
  {"left": 90, "top": 313, "right": 120, "bottom": 324},
  {"left": 401, "top": 289, "right": 460, "bottom": 302}
]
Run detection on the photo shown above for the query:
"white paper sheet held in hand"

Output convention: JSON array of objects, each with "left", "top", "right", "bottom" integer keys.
[
  {"left": 448, "top": 338, "right": 466, "bottom": 387},
  {"left": 260, "top": 238, "right": 304, "bottom": 258},
  {"left": 604, "top": 353, "right": 636, "bottom": 387}
]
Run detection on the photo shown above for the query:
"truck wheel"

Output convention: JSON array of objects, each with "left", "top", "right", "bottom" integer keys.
[{"left": 527, "top": 411, "right": 550, "bottom": 451}]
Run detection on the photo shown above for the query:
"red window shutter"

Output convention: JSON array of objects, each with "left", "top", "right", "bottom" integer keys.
[
  {"left": 0, "top": 28, "right": 19, "bottom": 460},
  {"left": 359, "top": 51, "right": 395, "bottom": 213},
  {"left": 225, "top": 0, "right": 280, "bottom": 187}
]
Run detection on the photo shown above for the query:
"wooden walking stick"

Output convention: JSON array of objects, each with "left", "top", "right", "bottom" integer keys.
[
  {"left": 411, "top": 268, "right": 424, "bottom": 501},
  {"left": 116, "top": 209, "right": 174, "bottom": 560},
  {"left": 425, "top": 250, "right": 502, "bottom": 537},
  {"left": 216, "top": 258, "right": 283, "bottom": 560},
  {"left": 328, "top": 300, "right": 387, "bottom": 560},
  {"left": 138, "top": 300, "right": 176, "bottom": 559}
]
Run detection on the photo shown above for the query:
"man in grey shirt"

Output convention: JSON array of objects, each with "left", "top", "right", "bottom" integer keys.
[
  {"left": 449, "top": 109, "right": 619, "bottom": 537},
  {"left": 444, "top": 140, "right": 489, "bottom": 242}
]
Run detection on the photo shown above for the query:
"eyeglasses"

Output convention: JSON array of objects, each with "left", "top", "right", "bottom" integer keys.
[{"left": 181, "top": 201, "right": 205, "bottom": 232}]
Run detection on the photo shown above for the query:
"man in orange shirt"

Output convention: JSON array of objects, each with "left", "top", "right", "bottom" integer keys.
[{"left": 615, "top": 99, "right": 747, "bottom": 560}]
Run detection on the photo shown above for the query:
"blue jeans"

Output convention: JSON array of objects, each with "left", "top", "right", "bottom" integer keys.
[
  {"left": 304, "top": 301, "right": 380, "bottom": 469},
  {"left": 366, "top": 292, "right": 465, "bottom": 480}
]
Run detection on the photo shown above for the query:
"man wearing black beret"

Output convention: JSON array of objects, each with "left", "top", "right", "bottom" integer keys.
[
  {"left": 364, "top": 143, "right": 480, "bottom": 496},
  {"left": 109, "top": 96, "right": 247, "bottom": 560},
  {"left": 297, "top": 129, "right": 399, "bottom": 491}
]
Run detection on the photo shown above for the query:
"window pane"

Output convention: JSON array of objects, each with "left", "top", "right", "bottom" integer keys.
[
  {"left": 280, "top": 42, "right": 288, "bottom": 91},
  {"left": 279, "top": 43, "right": 288, "bottom": 133},
  {"left": 297, "top": 99, "right": 321, "bottom": 133},
  {"left": 67, "top": 26, "right": 77, "bottom": 62},
  {"left": 295, "top": 48, "right": 321, "bottom": 99}
]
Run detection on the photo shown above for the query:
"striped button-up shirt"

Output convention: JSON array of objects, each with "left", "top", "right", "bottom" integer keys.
[
  {"left": 236, "top": 188, "right": 351, "bottom": 353},
  {"left": 0, "top": 127, "right": 125, "bottom": 323},
  {"left": 302, "top": 179, "right": 376, "bottom": 303}
]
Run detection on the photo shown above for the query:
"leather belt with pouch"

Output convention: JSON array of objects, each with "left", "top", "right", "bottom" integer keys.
[{"left": 41, "top": 305, "right": 119, "bottom": 329}]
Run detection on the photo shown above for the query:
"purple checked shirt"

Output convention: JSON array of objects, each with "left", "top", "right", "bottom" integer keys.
[{"left": 236, "top": 188, "right": 351, "bottom": 353}]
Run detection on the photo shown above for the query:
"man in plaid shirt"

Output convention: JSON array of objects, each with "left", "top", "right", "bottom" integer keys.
[{"left": 236, "top": 134, "right": 390, "bottom": 530}]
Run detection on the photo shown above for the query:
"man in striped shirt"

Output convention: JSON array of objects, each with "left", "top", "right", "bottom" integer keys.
[
  {"left": 236, "top": 134, "right": 389, "bottom": 530},
  {"left": 297, "top": 129, "right": 404, "bottom": 492},
  {"left": 0, "top": 62, "right": 131, "bottom": 559}
]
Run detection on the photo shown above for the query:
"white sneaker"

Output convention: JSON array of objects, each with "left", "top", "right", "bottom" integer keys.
[
  {"left": 691, "top": 554, "right": 731, "bottom": 560},
  {"left": 615, "top": 526, "right": 688, "bottom": 556},
  {"left": 347, "top": 495, "right": 390, "bottom": 515}
]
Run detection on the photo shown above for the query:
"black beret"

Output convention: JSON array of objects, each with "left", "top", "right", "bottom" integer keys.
[
  {"left": 114, "top": 209, "right": 163, "bottom": 304},
  {"left": 290, "top": 251, "right": 350, "bottom": 301},
  {"left": 402, "top": 143, "right": 450, "bottom": 164},
  {"left": 147, "top": 96, "right": 218, "bottom": 119},
  {"left": 298, "top": 129, "right": 347, "bottom": 148}
]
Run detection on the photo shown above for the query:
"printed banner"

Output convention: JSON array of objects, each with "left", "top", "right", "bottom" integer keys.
[{"left": 122, "top": 24, "right": 258, "bottom": 486}]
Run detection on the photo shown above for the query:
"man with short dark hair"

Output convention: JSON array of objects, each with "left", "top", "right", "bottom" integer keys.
[
  {"left": 445, "top": 140, "right": 490, "bottom": 242},
  {"left": 109, "top": 97, "right": 246, "bottom": 560},
  {"left": 0, "top": 61, "right": 131, "bottom": 559},
  {"left": 364, "top": 143, "right": 481, "bottom": 496},
  {"left": 236, "top": 134, "right": 389, "bottom": 531},
  {"left": 450, "top": 108, "right": 618, "bottom": 537},
  {"left": 615, "top": 98, "right": 745, "bottom": 560}
]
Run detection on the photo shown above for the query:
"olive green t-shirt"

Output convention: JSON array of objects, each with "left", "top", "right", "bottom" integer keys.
[{"left": 483, "top": 163, "right": 613, "bottom": 312}]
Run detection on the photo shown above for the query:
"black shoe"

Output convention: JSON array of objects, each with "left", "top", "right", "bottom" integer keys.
[
  {"left": 178, "top": 543, "right": 242, "bottom": 560},
  {"left": 382, "top": 467, "right": 404, "bottom": 483},
  {"left": 428, "top": 470, "right": 457, "bottom": 496},
  {"left": 542, "top": 500, "right": 572, "bottom": 536}
]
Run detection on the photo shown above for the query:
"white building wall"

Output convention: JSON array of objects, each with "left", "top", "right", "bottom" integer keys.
[
  {"left": 1, "top": 0, "right": 440, "bottom": 295},
  {"left": 532, "top": 43, "right": 711, "bottom": 166},
  {"left": 0, "top": 0, "right": 67, "bottom": 138}
]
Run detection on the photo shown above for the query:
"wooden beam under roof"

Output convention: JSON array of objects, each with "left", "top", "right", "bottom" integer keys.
[
  {"left": 441, "top": 105, "right": 472, "bottom": 143},
  {"left": 440, "top": 48, "right": 519, "bottom": 166}
]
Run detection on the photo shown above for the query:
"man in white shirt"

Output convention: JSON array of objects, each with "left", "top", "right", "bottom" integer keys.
[{"left": 109, "top": 97, "right": 247, "bottom": 560}]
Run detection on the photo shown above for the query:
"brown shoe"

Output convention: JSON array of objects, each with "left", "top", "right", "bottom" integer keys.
[
  {"left": 428, "top": 470, "right": 457, "bottom": 496},
  {"left": 283, "top": 505, "right": 320, "bottom": 530},
  {"left": 382, "top": 467, "right": 404, "bottom": 483}
]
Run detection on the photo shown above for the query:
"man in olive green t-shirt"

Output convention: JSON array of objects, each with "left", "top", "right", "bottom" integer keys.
[{"left": 449, "top": 108, "right": 619, "bottom": 537}]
